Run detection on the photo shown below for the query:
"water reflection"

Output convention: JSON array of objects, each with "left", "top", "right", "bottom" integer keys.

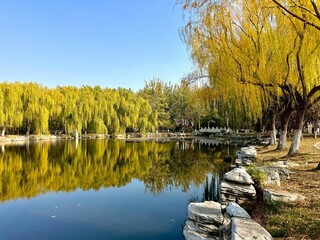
[{"left": 0, "top": 139, "right": 233, "bottom": 202}]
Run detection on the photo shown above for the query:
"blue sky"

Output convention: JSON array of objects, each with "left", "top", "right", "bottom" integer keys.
[{"left": 0, "top": 0, "right": 192, "bottom": 91}]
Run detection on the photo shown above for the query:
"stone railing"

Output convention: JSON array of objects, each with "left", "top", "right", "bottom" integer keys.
[{"left": 199, "top": 127, "right": 231, "bottom": 134}]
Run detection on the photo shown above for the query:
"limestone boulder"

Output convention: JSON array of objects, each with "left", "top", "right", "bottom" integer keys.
[
  {"left": 219, "top": 215, "right": 231, "bottom": 240},
  {"left": 224, "top": 168, "right": 254, "bottom": 185},
  {"left": 226, "top": 202, "right": 251, "bottom": 219},
  {"left": 235, "top": 158, "right": 252, "bottom": 166},
  {"left": 183, "top": 226, "right": 219, "bottom": 240},
  {"left": 185, "top": 219, "right": 219, "bottom": 236},
  {"left": 231, "top": 217, "right": 273, "bottom": 240},
  {"left": 220, "top": 181, "right": 256, "bottom": 198},
  {"left": 264, "top": 171, "right": 281, "bottom": 187},
  {"left": 236, "top": 146, "right": 257, "bottom": 159},
  {"left": 188, "top": 201, "right": 224, "bottom": 226},
  {"left": 220, "top": 181, "right": 256, "bottom": 205},
  {"left": 258, "top": 166, "right": 291, "bottom": 181},
  {"left": 263, "top": 189, "right": 306, "bottom": 203},
  {"left": 269, "top": 161, "right": 299, "bottom": 168}
]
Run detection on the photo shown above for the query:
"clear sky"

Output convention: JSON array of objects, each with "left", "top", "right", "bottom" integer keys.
[{"left": 0, "top": 0, "right": 193, "bottom": 91}]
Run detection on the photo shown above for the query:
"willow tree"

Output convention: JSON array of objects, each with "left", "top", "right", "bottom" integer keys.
[
  {"left": 283, "top": 20, "right": 320, "bottom": 154},
  {"left": 180, "top": 0, "right": 279, "bottom": 132},
  {"left": 22, "top": 83, "right": 51, "bottom": 135},
  {"left": 0, "top": 82, "right": 24, "bottom": 135},
  {"left": 180, "top": 0, "right": 320, "bottom": 154},
  {"left": 58, "top": 86, "right": 82, "bottom": 137}
]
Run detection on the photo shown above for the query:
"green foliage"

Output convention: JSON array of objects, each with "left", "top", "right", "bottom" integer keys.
[
  {"left": 138, "top": 78, "right": 172, "bottom": 129},
  {"left": 246, "top": 167, "right": 265, "bottom": 189},
  {"left": 0, "top": 140, "right": 232, "bottom": 201},
  {"left": 0, "top": 79, "right": 232, "bottom": 135},
  {"left": 0, "top": 82, "right": 157, "bottom": 135}
]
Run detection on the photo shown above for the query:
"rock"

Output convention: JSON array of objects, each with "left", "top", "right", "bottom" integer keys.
[
  {"left": 236, "top": 146, "right": 257, "bottom": 159},
  {"left": 226, "top": 202, "right": 251, "bottom": 219},
  {"left": 188, "top": 201, "right": 224, "bottom": 226},
  {"left": 263, "top": 189, "right": 306, "bottom": 203},
  {"left": 235, "top": 158, "right": 252, "bottom": 166},
  {"left": 269, "top": 161, "right": 299, "bottom": 168},
  {"left": 231, "top": 217, "right": 273, "bottom": 240},
  {"left": 185, "top": 219, "right": 219, "bottom": 236},
  {"left": 224, "top": 168, "right": 254, "bottom": 185},
  {"left": 183, "top": 225, "right": 219, "bottom": 240},
  {"left": 219, "top": 215, "right": 231, "bottom": 240},
  {"left": 220, "top": 180, "right": 256, "bottom": 205},
  {"left": 220, "top": 181, "right": 256, "bottom": 197},
  {"left": 265, "top": 171, "right": 280, "bottom": 186},
  {"left": 258, "top": 166, "right": 291, "bottom": 181}
]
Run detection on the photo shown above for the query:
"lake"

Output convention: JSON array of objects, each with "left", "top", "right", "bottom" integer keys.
[{"left": 0, "top": 139, "right": 234, "bottom": 240}]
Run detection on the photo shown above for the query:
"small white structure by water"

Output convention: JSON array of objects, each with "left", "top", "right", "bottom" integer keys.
[{"left": 199, "top": 127, "right": 231, "bottom": 134}]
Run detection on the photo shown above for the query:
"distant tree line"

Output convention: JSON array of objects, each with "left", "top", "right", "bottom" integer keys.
[
  {"left": 0, "top": 82, "right": 156, "bottom": 136},
  {"left": 0, "top": 80, "right": 226, "bottom": 136}
]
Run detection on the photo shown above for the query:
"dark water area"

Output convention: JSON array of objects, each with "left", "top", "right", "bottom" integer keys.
[{"left": 0, "top": 139, "right": 235, "bottom": 240}]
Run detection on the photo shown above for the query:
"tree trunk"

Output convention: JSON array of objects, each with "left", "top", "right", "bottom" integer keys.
[
  {"left": 26, "top": 126, "right": 31, "bottom": 136},
  {"left": 288, "top": 129, "right": 302, "bottom": 154},
  {"left": 278, "top": 130, "right": 287, "bottom": 150},
  {"left": 316, "top": 163, "right": 320, "bottom": 170},
  {"left": 277, "top": 108, "right": 292, "bottom": 150},
  {"left": 288, "top": 110, "right": 305, "bottom": 155},
  {"left": 75, "top": 129, "right": 79, "bottom": 140},
  {"left": 1, "top": 125, "right": 5, "bottom": 137},
  {"left": 269, "top": 114, "right": 277, "bottom": 145}
]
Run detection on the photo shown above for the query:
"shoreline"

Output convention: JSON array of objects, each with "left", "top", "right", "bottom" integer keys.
[{"left": 0, "top": 132, "right": 260, "bottom": 146}]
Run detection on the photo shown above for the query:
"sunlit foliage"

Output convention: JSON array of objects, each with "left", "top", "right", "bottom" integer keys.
[
  {"left": 0, "top": 83, "right": 156, "bottom": 135},
  {"left": 0, "top": 140, "right": 232, "bottom": 202}
]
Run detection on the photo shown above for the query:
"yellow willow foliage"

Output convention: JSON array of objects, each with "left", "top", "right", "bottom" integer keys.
[
  {"left": 181, "top": 0, "right": 320, "bottom": 125},
  {"left": 0, "top": 82, "right": 158, "bottom": 135},
  {"left": 0, "top": 140, "right": 232, "bottom": 201},
  {"left": 272, "top": 0, "right": 320, "bottom": 31}
]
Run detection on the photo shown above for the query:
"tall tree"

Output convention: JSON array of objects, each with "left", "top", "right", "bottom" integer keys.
[
  {"left": 0, "top": 82, "right": 23, "bottom": 135},
  {"left": 138, "top": 79, "right": 172, "bottom": 130},
  {"left": 180, "top": 0, "right": 320, "bottom": 154}
]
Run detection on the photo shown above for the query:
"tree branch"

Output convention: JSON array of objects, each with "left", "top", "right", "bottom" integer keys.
[
  {"left": 311, "top": 0, "right": 320, "bottom": 19},
  {"left": 307, "top": 95, "right": 320, "bottom": 110},
  {"left": 272, "top": 0, "right": 320, "bottom": 31},
  {"left": 307, "top": 85, "right": 320, "bottom": 100}
]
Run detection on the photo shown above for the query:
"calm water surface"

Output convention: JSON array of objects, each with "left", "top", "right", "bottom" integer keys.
[{"left": 0, "top": 139, "right": 233, "bottom": 240}]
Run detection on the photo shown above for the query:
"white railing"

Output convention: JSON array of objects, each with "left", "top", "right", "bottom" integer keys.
[{"left": 199, "top": 127, "right": 231, "bottom": 133}]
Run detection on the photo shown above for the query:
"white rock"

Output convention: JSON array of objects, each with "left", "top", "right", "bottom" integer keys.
[
  {"left": 220, "top": 181, "right": 256, "bottom": 196},
  {"left": 188, "top": 201, "right": 224, "bottom": 226},
  {"left": 263, "top": 189, "right": 306, "bottom": 203},
  {"left": 235, "top": 158, "right": 252, "bottom": 166},
  {"left": 220, "top": 181, "right": 256, "bottom": 205},
  {"left": 226, "top": 202, "right": 251, "bottom": 219},
  {"left": 269, "top": 161, "right": 300, "bottom": 168},
  {"left": 183, "top": 225, "right": 219, "bottom": 240},
  {"left": 264, "top": 171, "right": 281, "bottom": 187},
  {"left": 224, "top": 168, "right": 254, "bottom": 185},
  {"left": 231, "top": 217, "right": 273, "bottom": 240},
  {"left": 185, "top": 219, "right": 219, "bottom": 235},
  {"left": 236, "top": 146, "right": 257, "bottom": 159}
]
